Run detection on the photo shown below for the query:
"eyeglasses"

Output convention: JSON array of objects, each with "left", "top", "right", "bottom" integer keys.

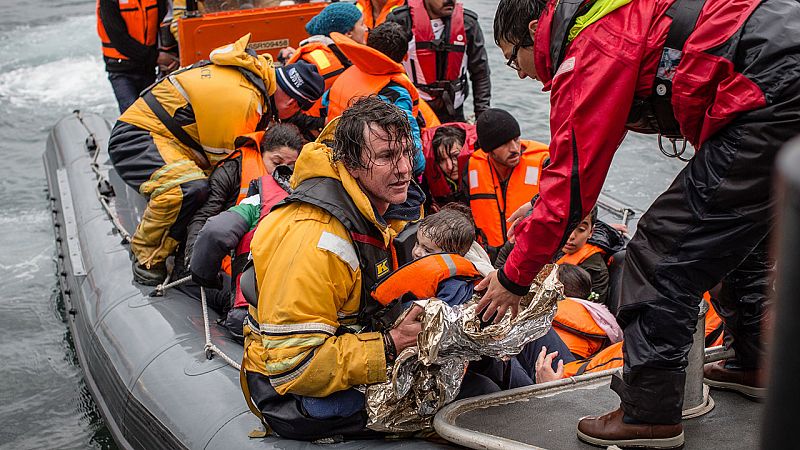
[{"left": 506, "top": 43, "right": 522, "bottom": 71}]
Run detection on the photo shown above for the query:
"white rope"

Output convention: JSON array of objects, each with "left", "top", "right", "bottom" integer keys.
[
  {"left": 201, "top": 286, "right": 242, "bottom": 371},
  {"left": 151, "top": 274, "right": 192, "bottom": 297}
]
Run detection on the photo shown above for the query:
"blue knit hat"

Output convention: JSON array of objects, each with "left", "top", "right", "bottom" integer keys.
[{"left": 305, "top": 2, "right": 362, "bottom": 37}]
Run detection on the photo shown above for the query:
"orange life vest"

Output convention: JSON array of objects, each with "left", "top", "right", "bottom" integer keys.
[
  {"left": 231, "top": 131, "right": 268, "bottom": 204},
  {"left": 553, "top": 298, "right": 608, "bottom": 359},
  {"left": 371, "top": 253, "right": 481, "bottom": 306},
  {"left": 467, "top": 140, "right": 549, "bottom": 248},
  {"left": 556, "top": 243, "right": 605, "bottom": 265},
  {"left": 289, "top": 41, "right": 351, "bottom": 117},
  {"left": 704, "top": 291, "right": 724, "bottom": 347},
  {"left": 96, "top": 0, "right": 160, "bottom": 61},
  {"left": 326, "top": 32, "right": 420, "bottom": 123},
  {"left": 356, "top": 0, "right": 405, "bottom": 29},
  {"left": 563, "top": 342, "right": 624, "bottom": 378}
]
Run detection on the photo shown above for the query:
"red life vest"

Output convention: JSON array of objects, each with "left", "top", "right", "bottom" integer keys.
[
  {"left": 232, "top": 174, "right": 290, "bottom": 308},
  {"left": 405, "top": 0, "right": 466, "bottom": 86},
  {"left": 467, "top": 140, "right": 549, "bottom": 248},
  {"left": 563, "top": 342, "right": 624, "bottom": 378},
  {"left": 553, "top": 298, "right": 609, "bottom": 359},
  {"left": 96, "top": 0, "right": 160, "bottom": 61},
  {"left": 422, "top": 122, "right": 476, "bottom": 203},
  {"left": 556, "top": 243, "right": 605, "bottom": 266},
  {"left": 326, "top": 32, "right": 420, "bottom": 123},
  {"left": 371, "top": 253, "right": 481, "bottom": 305}
]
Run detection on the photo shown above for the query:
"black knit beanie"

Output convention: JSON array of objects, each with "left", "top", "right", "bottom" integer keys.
[
  {"left": 475, "top": 108, "right": 521, "bottom": 152},
  {"left": 275, "top": 61, "right": 325, "bottom": 110}
]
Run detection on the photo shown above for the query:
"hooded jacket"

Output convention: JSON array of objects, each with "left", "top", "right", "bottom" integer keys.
[
  {"left": 119, "top": 34, "right": 277, "bottom": 167},
  {"left": 500, "top": 0, "right": 769, "bottom": 293},
  {"left": 242, "top": 120, "right": 422, "bottom": 397}
]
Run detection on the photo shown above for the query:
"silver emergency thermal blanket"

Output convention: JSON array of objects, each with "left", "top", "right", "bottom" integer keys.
[{"left": 366, "top": 264, "right": 562, "bottom": 432}]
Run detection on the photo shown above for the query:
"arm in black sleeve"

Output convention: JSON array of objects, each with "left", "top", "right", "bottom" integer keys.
[
  {"left": 185, "top": 160, "right": 240, "bottom": 265},
  {"left": 98, "top": 0, "right": 155, "bottom": 64},
  {"left": 190, "top": 211, "right": 250, "bottom": 288},
  {"left": 464, "top": 10, "right": 491, "bottom": 118}
]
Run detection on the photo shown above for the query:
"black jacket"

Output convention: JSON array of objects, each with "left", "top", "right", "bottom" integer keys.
[
  {"left": 98, "top": 0, "right": 167, "bottom": 73},
  {"left": 385, "top": 5, "right": 491, "bottom": 119},
  {"left": 185, "top": 155, "right": 242, "bottom": 266}
]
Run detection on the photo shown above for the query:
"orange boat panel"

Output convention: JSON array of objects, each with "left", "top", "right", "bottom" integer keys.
[{"left": 177, "top": 4, "right": 325, "bottom": 66}]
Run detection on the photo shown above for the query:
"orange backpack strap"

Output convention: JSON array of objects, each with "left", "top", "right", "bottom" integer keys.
[{"left": 371, "top": 253, "right": 481, "bottom": 305}]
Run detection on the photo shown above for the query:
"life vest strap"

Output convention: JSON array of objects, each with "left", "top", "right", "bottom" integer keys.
[{"left": 142, "top": 91, "right": 208, "bottom": 165}]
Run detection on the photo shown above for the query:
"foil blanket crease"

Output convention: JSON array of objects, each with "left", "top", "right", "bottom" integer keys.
[{"left": 366, "top": 264, "right": 562, "bottom": 432}]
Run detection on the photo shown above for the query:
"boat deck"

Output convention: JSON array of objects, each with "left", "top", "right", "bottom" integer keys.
[{"left": 434, "top": 373, "right": 762, "bottom": 449}]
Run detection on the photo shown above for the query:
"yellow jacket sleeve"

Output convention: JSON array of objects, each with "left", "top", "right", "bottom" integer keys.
[{"left": 250, "top": 204, "right": 387, "bottom": 397}]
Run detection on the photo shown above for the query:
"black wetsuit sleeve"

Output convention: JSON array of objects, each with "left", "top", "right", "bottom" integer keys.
[
  {"left": 464, "top": 10, "right": 491, "bottom": 118},
  {"left": 98, "top": 0, "right": 155, "bottom": 64},
  {"left": 185, "top": 159, "right": 240, "bottom": 265},
  {"left": 190, "top": 210, "right": 249, "bottom": 288},
  {"left": 580, "top": 252, "right": 610, "bottom": 305}
]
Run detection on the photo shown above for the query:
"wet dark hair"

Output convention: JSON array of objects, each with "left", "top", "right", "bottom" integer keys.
[
  {"left": 332, "top": 96, "right": 414, "bottom": 170},
  {"left": 367, "top": 22, "right": 409, "bottom": 63},
  {"left": 261, "top": 123, "right": 304, "bottom": 154},
  {"left": 558, "top": 263, "right": 592, "bottom": 299},
  {"left": 419, "top": 203, "right": 475, "bottom": 256},
  {"left": 493, "top": 0, "right": 547, "bottom": 47},
  {"left": 431, "top": 126, "right": 467, "bottom": 163}
]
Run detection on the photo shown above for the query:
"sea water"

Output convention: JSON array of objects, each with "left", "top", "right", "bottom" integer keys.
[{"left": 0, "top": 0, "right": 685, "bottom": 447}]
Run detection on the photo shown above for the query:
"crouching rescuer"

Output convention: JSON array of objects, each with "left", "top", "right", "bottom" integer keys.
[
  {"left": 108, "top": 34, "right": 324, "bottom": 285},
  {"left": 240, "top": 97, "right": 426, "bottom": 440}
]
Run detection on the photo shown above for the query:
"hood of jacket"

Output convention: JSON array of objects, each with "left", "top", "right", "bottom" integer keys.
[{"left": 209, "top": 33, "right": 277, "bottom": 97}]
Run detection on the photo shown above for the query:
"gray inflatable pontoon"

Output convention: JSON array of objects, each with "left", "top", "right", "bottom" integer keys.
[{"left": 44, "top": 111, "right": 451, "bottom": 450}]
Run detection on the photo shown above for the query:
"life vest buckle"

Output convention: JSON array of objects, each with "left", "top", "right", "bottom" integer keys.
[{"left": 658, "top": 134, "right": 691, "bottom": 162}]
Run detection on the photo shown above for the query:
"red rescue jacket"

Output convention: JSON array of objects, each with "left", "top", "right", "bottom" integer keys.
[
  {"left": 503, "top": 0, "right": 765, "bottom": 289},
  {"left": 421, "top": 122, "right": 477, "bottom": 204}
]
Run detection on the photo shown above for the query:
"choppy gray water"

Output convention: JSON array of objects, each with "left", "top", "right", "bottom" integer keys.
[{"left": 0, "top": 0, "right": 685, "bottom": 447}]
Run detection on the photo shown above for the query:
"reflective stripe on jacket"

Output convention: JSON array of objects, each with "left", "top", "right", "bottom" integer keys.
[
  {"left": 371, "top": 253, "right": 481, "bottom": 305},
  {"left": 553, "top": 298, "right": 608, "bottom": 359},
  {"left": 96, "top": 0, "right": 160, "bottom": 60},
  {"left": 467, "top": 140, "right": 549, "bottom": 248}
]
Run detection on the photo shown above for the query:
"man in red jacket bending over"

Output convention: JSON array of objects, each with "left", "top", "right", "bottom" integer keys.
[{"left": 478, "top": 0, "right": 800, "bottom": 447}]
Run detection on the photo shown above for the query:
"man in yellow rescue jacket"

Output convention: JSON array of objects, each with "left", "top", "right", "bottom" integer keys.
[
  {"left": 463, "top": 108, "right": 549, "bottom": 260},
  {"left": 241, "top": 97, "right": 426, "bottom": 440},
  {"left": 108, "top": 34, "right": 324, "bottom": 285}
]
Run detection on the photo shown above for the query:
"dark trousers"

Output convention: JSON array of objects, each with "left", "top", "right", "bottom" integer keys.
[
  {"left": 613, "top": 0, "right": 800, "bottom": 424},
  {"left": 107, "top": 71, "right": 155, "bottom": 114}
]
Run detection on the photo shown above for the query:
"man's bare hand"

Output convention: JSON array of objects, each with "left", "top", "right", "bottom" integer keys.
[
  {"left": 389, "top": 305, "right": 423, "bottom": 352},
  {"left": 534, "top": 346, "right": 564, "bottom": 383},
  {"left": 475, "top": 270, "right": 522, "bottom": 323},
  {"left": 157, "top": 51, "right": 179, "bottom": 75},
  {"left": 506, "top": 201, "right": 533, "bottom": 241}
]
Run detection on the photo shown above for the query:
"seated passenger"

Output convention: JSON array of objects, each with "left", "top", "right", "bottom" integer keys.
[
  {"left": 184, "top": 123, "right": 304, "bottom": 268},
  {"left": 463, "top": 108, "right": 549, "bottom": 261},
  {"left": 282, "top": 2, "right": 368, "bottom": 139},
  {"left": 241, "top": 97, "right": 433, "bottom": 441},
  {"left": 323, "top": 22, "right": 426, "bottom": 175},
  {"left": 555, "top": 207, "right": 611, "bottom": 304},
  {"left": 420, "top": 123, "right": 477, "bottom": 213},
  {"left": 552, "top": 264, "right": 622, "bottom": 359}
]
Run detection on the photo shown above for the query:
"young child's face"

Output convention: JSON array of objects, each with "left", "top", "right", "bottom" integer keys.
[
  {"left": 412, "top": 228, "right": 444, "bottom": 260},
  {"left": 562, "top": 216, "right": 593, "bottom": 255}
]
